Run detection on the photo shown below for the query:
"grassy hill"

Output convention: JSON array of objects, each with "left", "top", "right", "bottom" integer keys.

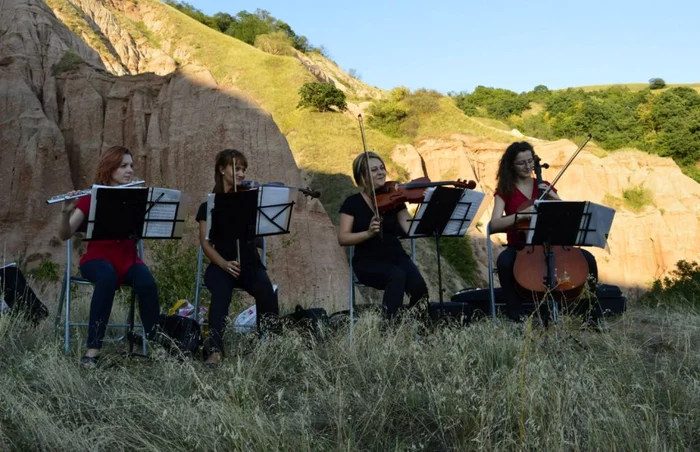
[{"left": 82, "top": 0, "right": 515, "bottom": 217}]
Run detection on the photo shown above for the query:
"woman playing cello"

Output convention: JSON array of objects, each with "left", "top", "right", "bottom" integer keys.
[
  {"left": 489, "top": 141, "right": 598, "bottom": 322},
  {"left": 338, "top": 151, "right": 428, "bottom": 319}
]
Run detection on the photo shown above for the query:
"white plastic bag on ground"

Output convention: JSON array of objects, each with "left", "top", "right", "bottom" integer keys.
[{"left": 233, "top": 305, "right": 256, "bottom": 334}]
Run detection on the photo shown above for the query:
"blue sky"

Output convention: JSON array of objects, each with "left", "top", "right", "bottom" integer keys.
[{"left": 193, "top": 0, "right": 699, "bottom": 94}]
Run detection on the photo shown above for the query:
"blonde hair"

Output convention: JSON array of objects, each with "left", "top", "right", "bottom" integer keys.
[{"left": 352, "top": 151, "right": 384, "bottom": 190}]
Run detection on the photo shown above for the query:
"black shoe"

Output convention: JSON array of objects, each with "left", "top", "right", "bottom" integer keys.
[{"left": 80, "top": 355, "right": 100, "bottom": 369}]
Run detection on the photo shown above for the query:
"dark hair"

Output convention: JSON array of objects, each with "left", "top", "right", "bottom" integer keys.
[
  {"left": 94, "top": 146, "right": 131, "bottom": 185},
  {"left": 496, "top": 141, "right": 535, "bottom": 196},
  {"left": 352, "top": 151, "right": 383, "bottom": 191},
  {"left": 213, "top": 149, "right": 247, "bottom": 193}
]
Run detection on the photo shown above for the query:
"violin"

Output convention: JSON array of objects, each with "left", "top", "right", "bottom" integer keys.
[
  {"left": 512, "top": 143, "right": 591, "bottom": 302},
  {"left": 374, "top": 177, "right": 477, "bottom": 213}
]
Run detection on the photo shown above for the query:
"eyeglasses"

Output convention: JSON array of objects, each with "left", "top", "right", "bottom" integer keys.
[{"left": 514, "top": 159, "right": 534, "bottom": 168}]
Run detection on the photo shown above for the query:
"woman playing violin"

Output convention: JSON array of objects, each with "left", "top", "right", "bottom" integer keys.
[
  {"left": 489, "top": 141, "right": 598, "bottom": 322},
  {"left": 338, "top": 151, "right": 428, "bottom": 319},
  {"left": 196, "top": 149, "right": 279, "bottom": 367}
]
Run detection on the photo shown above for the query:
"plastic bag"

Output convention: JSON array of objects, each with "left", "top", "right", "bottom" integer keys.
[{"left": 233, "top": 305, "right": 256, "bottom": 334}]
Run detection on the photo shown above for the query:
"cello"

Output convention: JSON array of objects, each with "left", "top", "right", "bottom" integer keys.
[{"left": 512, "top": 136, "right": 593, "bottom": 303}]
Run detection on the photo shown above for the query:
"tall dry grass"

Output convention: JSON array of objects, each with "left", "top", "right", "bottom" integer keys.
[{"left": 2, "top": 291, "right": 700, "bottom": 451}]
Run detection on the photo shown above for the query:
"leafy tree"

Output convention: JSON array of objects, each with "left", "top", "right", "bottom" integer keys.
[
  {"left": 254, "top": 31, "right": 294, "bottom": 56},
  {"left": 297, "top": 82, "right": 347, "bottom": 112},
  {"left": 649, "top": 77, "right": 666, "bottom": 90}
]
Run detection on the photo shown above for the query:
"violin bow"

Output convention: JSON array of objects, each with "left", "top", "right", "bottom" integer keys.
[
  {"left": 538, "top": 133, "right": 593, "bottom": 201},
  {"left": 232, "top": 156, "right": 242, "bottom": 266},
  {"left": 357, "top": 114, "right": 380, "bottom": 217},
  {"left": 357, "top": 114, "right": 382, "bottom": 239}
]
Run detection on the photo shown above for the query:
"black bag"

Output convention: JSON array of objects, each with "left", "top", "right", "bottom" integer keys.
[
  {"left": 428, "top": 301, "right": 473, "bottom": 326},
  {"left": 1, "top": 266, "right": 49, "bottom": 324},
  {"left": 283, "top": 305, "right": 328, "bottom": 336},
  {"left": 159, "top": 314, "right": 202, "bottom": 355}
]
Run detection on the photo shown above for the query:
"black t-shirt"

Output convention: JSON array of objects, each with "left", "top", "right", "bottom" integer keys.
[
  {"left": 196, "top": 201, "right": 258, "bottom": 265},
  {"left": 339, "top": 193, "right": 408, "bottom": 261}
]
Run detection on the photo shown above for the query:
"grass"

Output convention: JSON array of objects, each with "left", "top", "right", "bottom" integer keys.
[
  {"left": 603, "top": 185, "right": 655, "bottom": 213},
  {"left": 2, "top": 286, "right": 700, "bottom": 450}
]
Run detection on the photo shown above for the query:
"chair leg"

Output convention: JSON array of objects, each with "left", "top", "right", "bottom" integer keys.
[{"left": 53, "top": 275, "right": 67, "bottom": 335}]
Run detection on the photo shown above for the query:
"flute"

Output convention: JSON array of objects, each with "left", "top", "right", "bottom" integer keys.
[{"left": 46, "top": 180, "right": 146, "bottom": 204}]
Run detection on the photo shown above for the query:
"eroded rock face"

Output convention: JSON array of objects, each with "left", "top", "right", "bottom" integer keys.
[
  {"left": 393, "top": 135, "right": 700, "bottom": 289},
  {"left": 0, "top": 0, "right": 349, "bottom": 312}
]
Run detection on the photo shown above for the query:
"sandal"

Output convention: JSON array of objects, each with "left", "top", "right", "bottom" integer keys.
[{"left": 80, "top": 355, "right": 100, "bottom": 369}]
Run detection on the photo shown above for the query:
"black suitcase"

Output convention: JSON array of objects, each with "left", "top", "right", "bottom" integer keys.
[
  {"left": 450, "top": 284, "right": 626, "bottom": 319},
  {"left": 428, "top": 301, "right": 473, "bottom": 325}
]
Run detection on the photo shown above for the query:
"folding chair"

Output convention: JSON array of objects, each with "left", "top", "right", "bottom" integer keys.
[
  {"left": 54, "top": 238, "right": 148, "bottom": 354},
  {"left": 349, "top": 238, "right": 416, "bottom": 339},
  {"left": 193, "top": 238, "right": 277, "bottom": 333}
]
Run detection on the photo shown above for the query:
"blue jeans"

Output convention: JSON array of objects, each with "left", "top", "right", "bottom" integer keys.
[{"left": 80, "top": 260, "right": 160, "bottom": 349}]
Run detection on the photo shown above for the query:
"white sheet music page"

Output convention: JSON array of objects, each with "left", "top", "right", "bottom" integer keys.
[
  {"left": 257, "top": 186, "right": 296, "bottom": 235},
  {"left": 205, "top": 193, "right": 216, "bottom": 241},
  {"left": 143, "top": 187, "right": 182, "bottom": 238},
  {"left": 577, "top": 202, "right": 615, "bottom": 248},
  {"left": 408, "top": 188, "right": 485, "bottom": 237},
  {"left": 443, "top": 188, "right": 486, "bottom": 236}
]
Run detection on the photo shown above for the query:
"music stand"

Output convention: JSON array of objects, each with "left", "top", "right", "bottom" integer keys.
[
  {"left": 86, "top": 185, "right": 184, "bottom": 355},
  {"left": 517, "top": 200, "right": 607, "bottom": 331},
  {"left": 408, "top": 186, "right": 485, "bottom": 312}
]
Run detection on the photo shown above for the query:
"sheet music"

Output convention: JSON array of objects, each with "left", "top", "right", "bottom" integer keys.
[
  {"left": 408, "top": 187, "right": 485, "bottom": 237},
  {"left": 526, "top": 200, "right": 615, "bottom": 248},
  {"left": 577, "top": 202, "right": 615, "bottom": 248},
  {"left": 257, "top": 186, "right": 297, "bottom": 235},
  {"left": 142, "top": 187, "right": 183, "bottom": 238},
  {"left": 205, "top": 193, "right": 215, "bottom": 241}
]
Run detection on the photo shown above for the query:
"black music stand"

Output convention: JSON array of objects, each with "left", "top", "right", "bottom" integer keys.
[
  {"left": 409, "top": 186, "right": 480, "bottom": 311},
  {"left": 87, "top": 186, "right": 183, "bottom": 356},
  {"left": 517, "top": 201, "right": 593, "bottom": 332}
]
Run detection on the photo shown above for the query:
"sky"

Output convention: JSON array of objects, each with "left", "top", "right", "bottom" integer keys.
[{"left": 193, "top": 0, "right": 700, "bottom": 94}]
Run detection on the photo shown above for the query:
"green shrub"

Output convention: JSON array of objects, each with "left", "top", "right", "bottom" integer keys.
[
  {"left": 297, "top": 82, "right": 347, "bottom": 112},
  {"left": 28, "top": 259, "right": 60, "bottom": 284},
  {"left": 51, "top": 50, "right": 82, "bottom": 76},
  {"left": 642, "top": 260, "right": 700, "bottom": 308},
  {"left": 622, "top": 185, "right": 654, "bottom": 211},
  {"left": 146, "top": 239, "right": 200, "bottom": 308},
  {"left": 649, "top": 77, "right": 666, "bottom": 90},
  {"left": 367, "top": 100, "right": 408, "bottom": 137},
  {"left": 254, "top": 31, "right": 294, "bottom": 56}
]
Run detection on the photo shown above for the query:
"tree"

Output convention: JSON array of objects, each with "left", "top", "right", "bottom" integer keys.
[
  {"left": 649, "top": 78, "right": 666, "bottom": 90},
  {"left": 254, "top": 31, "right": 294, "bottom": 55},
  {"left": 297, "top": 82, "right": 347, "bottom": 112}
]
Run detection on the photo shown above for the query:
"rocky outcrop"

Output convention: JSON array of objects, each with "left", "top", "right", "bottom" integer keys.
[
  {"left": 0, "top": 0, "right": 349, "bottom": 312},
  {"left": 393, "top": 135, "right": 700, "bottom": 289}
]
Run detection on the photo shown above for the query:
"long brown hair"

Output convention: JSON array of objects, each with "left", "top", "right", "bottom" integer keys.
[
  {"left": 352, "top": 151, "right": 383, "bottom": 192},
  {"left": 94, "top": 146, "right": 132, "bottom": 185},
  {"left": 496, "top": 141, "right": 534, "bottom": 197},
  {"left": 213, "top": 149, "right": 248, "bottom": 193}
]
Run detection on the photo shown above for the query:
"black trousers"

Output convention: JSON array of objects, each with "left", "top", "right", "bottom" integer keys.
[
  {"left": 354, "top": 253, "right": 428, "bottom": 318},
  {"left": 497, "top": 246, "right": 598, "bottom": 317},
  {"left": 204, "top": 261, "right": 278, "bottom": 353}
]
